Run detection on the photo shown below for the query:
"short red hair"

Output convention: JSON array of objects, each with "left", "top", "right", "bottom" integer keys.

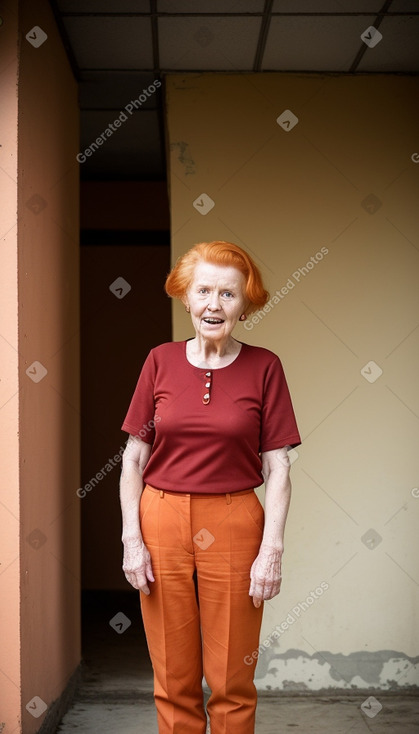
[{"left": 165, "top": 241, "right": 269, "bottom": 314}]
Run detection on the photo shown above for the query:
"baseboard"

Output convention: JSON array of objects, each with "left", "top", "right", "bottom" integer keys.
[{"left": 36, "top": 664, "right": 82, "bottom": 734}]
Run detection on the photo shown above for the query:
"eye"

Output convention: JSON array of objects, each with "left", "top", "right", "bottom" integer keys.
[
  {"left": 198, "top": 287, "right": 209, "bottom": 294},
  {"left": 222, "top": 291, "right": 234, "bottom": 298}
]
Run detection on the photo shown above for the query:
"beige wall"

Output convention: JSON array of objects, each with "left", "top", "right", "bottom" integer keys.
[
  {"left": 0, "top": 1, "right": 80, "bottom": 731},
  {"left": 166, "top": 73, "right": 419, "bottom": 691}
]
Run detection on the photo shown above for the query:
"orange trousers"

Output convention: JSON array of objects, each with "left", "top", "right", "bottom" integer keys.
[{"left": 139, "top": 484, "right": 265, "bottom": 734}]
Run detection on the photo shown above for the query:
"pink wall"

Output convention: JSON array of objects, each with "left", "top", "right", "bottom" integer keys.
[
  {"left": 0, "top": 1, "right": 80, "bottom": 731},
  {"left": 0, "top": 3, "right": 21, "bottom": 731}
]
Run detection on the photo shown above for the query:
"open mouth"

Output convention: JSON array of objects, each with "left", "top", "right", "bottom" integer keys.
[{"left": 202, "top": 317, "right": 224, "bottom": 324}]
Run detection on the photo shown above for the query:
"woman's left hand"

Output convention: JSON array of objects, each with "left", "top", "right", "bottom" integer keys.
[{"left": 249, "top": 543, "right": 283, "bottom": 608}]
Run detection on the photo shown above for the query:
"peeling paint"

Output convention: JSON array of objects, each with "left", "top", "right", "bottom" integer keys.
[
  {"left": 255, "top": 648, "right": 419, "bottom": 691},
  {"left": 170, "top": 141, "right": 196, "bottom": 175}
]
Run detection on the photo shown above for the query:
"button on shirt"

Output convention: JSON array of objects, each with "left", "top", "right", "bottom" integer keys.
[{"left": 121, "top": 340, "right": 301, "bottom": 494}]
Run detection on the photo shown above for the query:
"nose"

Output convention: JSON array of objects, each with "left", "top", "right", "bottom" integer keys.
[{"left": 207, "top": 291, "right": 221, "bottom": 311}]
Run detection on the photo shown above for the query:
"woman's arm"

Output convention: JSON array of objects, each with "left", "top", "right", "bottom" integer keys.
[
  {"left": 260, "top": 446, "right": 291, "bottom": 549},
  {"left": 119, "top": 434, "right": 154, "bottom": 593},
  {"left": 249, "top": 446, "right": 292, "bottom": 608}
]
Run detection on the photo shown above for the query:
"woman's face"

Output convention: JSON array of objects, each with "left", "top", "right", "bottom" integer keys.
[{"left": 185, "top": 261, "right": 248, "bottom": 341}]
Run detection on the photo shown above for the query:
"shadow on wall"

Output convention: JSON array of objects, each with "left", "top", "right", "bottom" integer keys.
[{"left": 80, "top": 241, "right": 171, "bottom": 592}]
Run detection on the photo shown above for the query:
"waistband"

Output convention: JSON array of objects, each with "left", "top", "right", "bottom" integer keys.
[{"left": 144, "top": 484, "right": 254, "bottom": 503}]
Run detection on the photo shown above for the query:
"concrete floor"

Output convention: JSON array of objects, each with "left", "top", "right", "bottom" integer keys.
[{"left": 55, "top": 591, "right": 419, "bottom": 733}]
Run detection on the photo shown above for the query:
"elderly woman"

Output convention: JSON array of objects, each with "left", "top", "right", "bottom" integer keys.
[{"left": 119, "top": 241, "right": 301, "bottom": 734}]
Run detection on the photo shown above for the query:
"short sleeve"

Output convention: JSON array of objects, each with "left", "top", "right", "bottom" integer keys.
[
  {"left": 121, "top": 350, "right": 157, "bottom": 444},
  {"left": 260, "top": 356, "right": 301, "bottom": 452}
]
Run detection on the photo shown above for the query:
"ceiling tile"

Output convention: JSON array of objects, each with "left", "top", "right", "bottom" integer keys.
[
  {"left": 79, "top": 72, "right": 161, "bottom": 110},
  {"left": 272, "top": 0, "right": 384, "bottom": 11},
  {"left": 57, "top": 0, "right": 150, "bottom": 11},
  {"left": 52, "top": 0, "right": 419, "bottom": 182},
  {"left": 63, "top": 16, "right": 153, "bottom": 69},
  {"left": 79, "top": 110, "right": 163, "bottom": 179},
  {"left": 262, "top": 15, "right": 376, "bottom": 71},
  {"left": 159, "top": 16, "right": 261, "bottom": 70},
  {"left": 357, "top": 15, "right": 419, "bottom": 71},
  {"left": 157, "top": 0, "right": 264, "bottom": 12},
  {"left": 389, "top": 0, "right": 419, "bottom": 11}
]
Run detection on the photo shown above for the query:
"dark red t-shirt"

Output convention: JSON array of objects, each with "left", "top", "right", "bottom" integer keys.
[{"left": 121, "top": 340, "right": 301, "bottom": 494}]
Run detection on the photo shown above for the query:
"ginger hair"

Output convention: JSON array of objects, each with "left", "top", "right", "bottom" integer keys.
[{"left": 164, "top": 241, "right": 269, "bottom": 314}]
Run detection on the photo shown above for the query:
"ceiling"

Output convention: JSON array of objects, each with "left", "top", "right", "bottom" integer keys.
[{"left": 50, "top": 0, "right": 419, "bottom": 180}]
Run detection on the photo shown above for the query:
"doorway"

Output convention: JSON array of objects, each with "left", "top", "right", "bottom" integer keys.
[{"left": 78, "top": 182, "right": 171, "bottom": 712}]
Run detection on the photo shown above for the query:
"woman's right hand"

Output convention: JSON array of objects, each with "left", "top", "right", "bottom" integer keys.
[{"left": 122, "top": 540, "right": 155, "bottom": 594}]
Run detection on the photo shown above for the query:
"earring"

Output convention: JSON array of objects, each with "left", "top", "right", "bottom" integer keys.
[
  {"left": 185, "top": 305, "right": 190, "bottom": 313},
  {"left": 239, "top": 314, "right": 246, "bottom": 321}
]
